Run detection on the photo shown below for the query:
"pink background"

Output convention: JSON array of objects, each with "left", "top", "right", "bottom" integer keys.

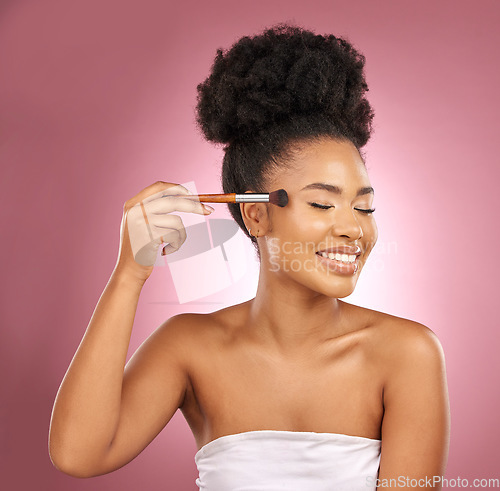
[{"left": 1, "top": 0, "right": 499, "bottom": 489}]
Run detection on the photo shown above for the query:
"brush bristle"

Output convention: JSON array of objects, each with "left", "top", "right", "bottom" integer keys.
[{"left": 269, "top": 188, "right": 289, "bottom": 207}]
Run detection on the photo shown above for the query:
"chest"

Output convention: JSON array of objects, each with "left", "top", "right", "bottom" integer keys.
[{"left": 181, "top": 337, "right": 384, "bottom": 446}]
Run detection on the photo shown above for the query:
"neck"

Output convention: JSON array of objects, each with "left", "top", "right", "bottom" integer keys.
[{"left": 247, "top": 262, "right": 348, "bottom": 353}]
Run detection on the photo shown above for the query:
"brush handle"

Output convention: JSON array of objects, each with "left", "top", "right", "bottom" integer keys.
[
  {"left": 193, "top": 193, "right": 237, "bottom": 203},
  {"left": 182, "top": 193, "right": 270, "bottom": 203}
]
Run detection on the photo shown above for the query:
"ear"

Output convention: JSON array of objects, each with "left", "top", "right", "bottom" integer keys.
[{"left": 240, "top": 191, "right": 270, "bottom": 237}]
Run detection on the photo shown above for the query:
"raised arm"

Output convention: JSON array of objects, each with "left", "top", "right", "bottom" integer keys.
[
  {"left": 48, "top": 181, "right": 213, "bottom": 477},
  {"left": 376, "top": 321, "right": 451, "bottom": 489}
]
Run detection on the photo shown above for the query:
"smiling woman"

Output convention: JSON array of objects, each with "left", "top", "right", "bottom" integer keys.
[
  {"left": 253, "top": 137, "right": 379, "bottom": 299},
  {"left": 49, "top": 22, "right": 450, "bottom": 490}
]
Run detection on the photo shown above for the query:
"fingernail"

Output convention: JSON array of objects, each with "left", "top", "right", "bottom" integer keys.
[{"left": 203, "top": 204, "right": 215, "bottom": 212}]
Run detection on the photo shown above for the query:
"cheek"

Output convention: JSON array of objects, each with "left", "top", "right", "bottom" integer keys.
[
  {"left": 271, "top": 215, "right": 329, "bottom": 261},
  {"left": 277, "top": 213, "right": 328, "bottom": 244},
  {"left": 363, "top": 220, "right": 378, "bottom": 251}
]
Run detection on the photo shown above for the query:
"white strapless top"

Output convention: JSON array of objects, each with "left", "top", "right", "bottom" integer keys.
[{"left": 195, "top": 430, "right": 381, "bottom": 490}]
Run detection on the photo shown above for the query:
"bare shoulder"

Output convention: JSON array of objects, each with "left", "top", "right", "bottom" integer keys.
[
  {"left": 355, "top": 305, "right": 447, "bottom": 381},
  {"left": 381, "top": 314, "right": 444, "bottom": 362},
  {"left": 155, "top": 300, "right": 250, "bottom": 346},
  {"left": 154, "top": 312, "right": 215, "bottom": 346},
  {"left": 346, "top": 302, "right": 445, "bottom": 368}
]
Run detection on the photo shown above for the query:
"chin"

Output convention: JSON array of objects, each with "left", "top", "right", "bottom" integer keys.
[
  {"left": 286, "top": 268, "right": 358, "bottom": 299},
  {"left": 318, "top": 280, "right": 357, "bottom": 299}
]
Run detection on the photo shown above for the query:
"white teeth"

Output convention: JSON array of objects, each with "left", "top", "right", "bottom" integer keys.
[{"left": 319, "top": 252, "right": 357, "bottom": 263}]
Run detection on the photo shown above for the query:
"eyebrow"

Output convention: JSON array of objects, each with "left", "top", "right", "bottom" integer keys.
[{"left": 300, "top": 182, "right": 375, "bottom": 197}]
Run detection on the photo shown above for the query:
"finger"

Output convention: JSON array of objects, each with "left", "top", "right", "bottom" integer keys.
[
  {"left": 161, "top": 242, "right": 178, "bottom": 256},
  {"left": 143, "top": 195, "right": 211, "bottom": 216},
  {"left": 126, "top": 182, "right": 192, "bottom": 208},
  {"left": 158, "top": 183, "right": 193, "bottom": 197},
  {"left": 150, "top": 215, "right": 187, "bottom": 245},
  {"left": 141, "top": 183, "right": 193, "bottom": 205},
  {"left": 159, "top": 228, "right": 184, "bottom": 254},
  {"left": 126, "top": 201, "right": 190, "bottom": 258}
]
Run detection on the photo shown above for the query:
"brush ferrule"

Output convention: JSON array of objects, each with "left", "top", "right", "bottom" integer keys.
[{"left": 235, "top": 194, "right": 269, "bottom": 203}]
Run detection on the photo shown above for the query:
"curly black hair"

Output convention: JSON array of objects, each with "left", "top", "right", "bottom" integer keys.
[{"left": 195, "top": 22, "right": 374, "bottom": 252}]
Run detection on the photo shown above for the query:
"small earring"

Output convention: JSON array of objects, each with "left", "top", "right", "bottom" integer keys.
[{"left": 248, "top": 228, "right": 252, "bottom": 237}]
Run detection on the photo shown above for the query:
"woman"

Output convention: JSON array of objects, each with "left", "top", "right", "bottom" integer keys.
[{"left": 49, "top": 23, "right": 450, "bottom": 489}]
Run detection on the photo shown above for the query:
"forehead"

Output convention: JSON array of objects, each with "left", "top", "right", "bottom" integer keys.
[{"left": 269, "top": 138, "right": 370, "bottom": 190}]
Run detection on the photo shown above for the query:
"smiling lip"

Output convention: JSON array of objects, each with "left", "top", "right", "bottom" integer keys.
[
  {"left": 315, "top": 245, "right": 361, "bottom": 276},
  {"left": 315, "top": 251, "right": 359, "bottom": 275},
  {"left": 316, "top": 245, "right": 362, "bottom": 256}
]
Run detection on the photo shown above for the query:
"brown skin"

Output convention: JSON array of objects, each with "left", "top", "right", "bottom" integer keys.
[{"left": 49, "top": 139, "right": 450, "bottom": 488}]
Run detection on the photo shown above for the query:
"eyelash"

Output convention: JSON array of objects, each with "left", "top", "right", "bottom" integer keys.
[{"left": 308, "top": 202, "right": 376, "bottom": 214}]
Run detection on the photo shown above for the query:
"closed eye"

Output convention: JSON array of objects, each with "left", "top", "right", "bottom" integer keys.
[
  {"left": 308, "top": 202, "right": 376, "bottom": 214},
  {"left": 308, "top": 202, "right": 333, "bottom": 210}
]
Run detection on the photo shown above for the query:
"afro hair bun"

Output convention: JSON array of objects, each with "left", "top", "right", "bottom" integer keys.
[{"left": 195, "top": 23, "right": 374, "bottom": 148}]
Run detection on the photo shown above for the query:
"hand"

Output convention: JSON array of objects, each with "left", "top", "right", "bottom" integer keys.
[{"left": 114, "top": 181, "right": 213, "bottom": 283}]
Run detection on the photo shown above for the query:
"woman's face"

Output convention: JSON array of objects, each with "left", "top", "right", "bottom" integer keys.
[{"left": 260, "top": 137, "right": 378, "bottom": 299}]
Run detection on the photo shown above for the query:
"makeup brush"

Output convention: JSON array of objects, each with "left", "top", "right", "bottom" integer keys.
[{"left": 182, "top": 189, "right": 289, "bottom": 207}]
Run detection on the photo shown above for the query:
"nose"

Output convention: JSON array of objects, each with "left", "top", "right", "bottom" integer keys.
[{"left": 331, "top": 207, "right": 363, "bottom": 240}]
